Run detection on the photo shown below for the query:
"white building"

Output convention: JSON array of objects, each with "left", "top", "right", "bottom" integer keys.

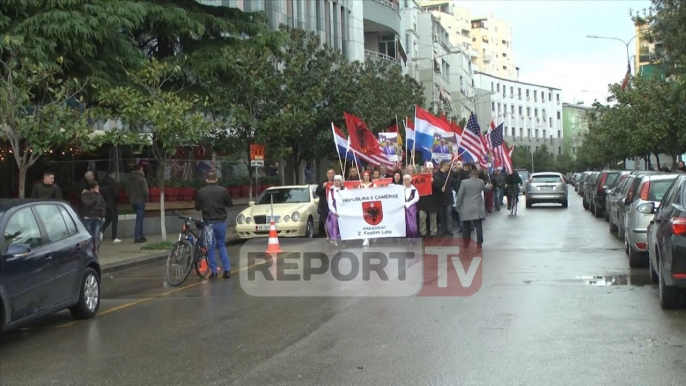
[
  {"left": 474, "top": 72, "right": 564, "bottom": 155},
  {"left": 416, "top": 12, "right": 455, "bottom": 115},
  {"left": 400, "top": 0, "right": 421, "bottom": 79}
]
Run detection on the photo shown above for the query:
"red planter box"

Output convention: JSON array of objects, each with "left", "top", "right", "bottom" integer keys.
[
  {"left": 164, "top": 187, "right": 180, "bottom": 197},
  {"left": 166, "top": 195, "right": 179, "bottom": 202},
  {"left": 229, "top": 187, "right": 240, "bottom": 197},
  {"left": 240, "top": 185, "right": 250, "bottom": 197},
  {"left": 149, "top": 187, "right": 161, "bottom": 202}
]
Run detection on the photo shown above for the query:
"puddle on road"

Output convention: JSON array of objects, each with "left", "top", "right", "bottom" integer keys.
[{"left": 578, "top": 274, "right": 653, "bottom": 287}]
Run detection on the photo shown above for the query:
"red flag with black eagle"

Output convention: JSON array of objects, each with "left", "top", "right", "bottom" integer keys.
[{"left": 344, "top": 112, "right": 381, "bottom": 157}]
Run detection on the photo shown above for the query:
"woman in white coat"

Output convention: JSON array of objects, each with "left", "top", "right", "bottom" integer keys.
[{"left": 326, "top": 175, "right": 345, "bottom": 246}]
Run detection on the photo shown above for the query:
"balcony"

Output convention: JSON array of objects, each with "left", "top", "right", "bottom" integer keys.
[
  {"left": 363, "top": 0, "right": 401, "bottom": 36},
  {"left": 483, "top": 54, "right": 492, "bottom": 62},
  {"left": 365, "top": 50, "right": 398, "bottom": 63}
]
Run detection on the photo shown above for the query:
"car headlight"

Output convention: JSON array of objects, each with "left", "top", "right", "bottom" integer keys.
[
  {"left": 284, "top": 215, "right": 291, "bottom": 222},
  {"left": 246, "top": 217, "right": 253, "bottom": 224},
  {"left": 237, "top": 214, "right": 245, "bottom": 224},
  {"left": 292, "top": 211, "right": 301, "bottom": 222}
]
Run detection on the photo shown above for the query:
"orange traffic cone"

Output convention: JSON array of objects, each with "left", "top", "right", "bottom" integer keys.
[{"left": 265, "top": 220, "right": 282, "bottom": 255}]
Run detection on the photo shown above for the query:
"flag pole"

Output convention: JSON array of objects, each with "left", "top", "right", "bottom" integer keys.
[
  {"left": 412, "top": 107, "right": 417, "bottom": 166},
  {"left": 404, "top": 116, "right": 409, "bottom": 168},
  {"left": 395, "top": 114, "right": 400, "bottom": 170},
  {"left": 332, "top": 122, "right": 344, "bottom": 176},
  {"left": 352, "top": 148, "right": 362, "bottom": 183}
]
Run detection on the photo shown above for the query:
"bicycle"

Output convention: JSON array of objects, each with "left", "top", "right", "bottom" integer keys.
[
  {"left": 165, "top": 210, "right": 212, "bottom": 286},
  {"left": 507, "top": 187, "right": 519, "bottom": 216}
]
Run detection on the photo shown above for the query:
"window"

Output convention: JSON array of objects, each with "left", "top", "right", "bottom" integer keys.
[
  {"left": 541, "top": 92, "right": 545, "bottom": 101},
  {"left": 534, "top": 90, "right": 538, "bottom": 101},
  {"left": 4, "top": 207, "right": 43, "bottom": 250},
  {"left": 526, "top": 89, "right": 530, "bottom": 98},
  {"left": 518, "top": 106, "right": 523, "bottom": 115},
  {"left": 518, "top": 88, "right": 522, "bottom": 98},
  {"left": 543, "top": 129, "right": 546, "bottom": 138},
  {"left": 519, "top": 128, "right": 523, "bottom": 137},
  {"left": 527, "top": 107, "right": 531, "bottom": 116},
  {"left": 496, "top": 83, "right": 500, "bottom": 92},
  {"left": 492, "top": 102, "right": 495, "bottom": 111},
  {"left": 58, "top": 206, "right": 77, "bottom": 236},
  {"left": 503, "top": 52, "right": 508, "bottom": 57},
  {"left": 557, "top": 111, "right": 561, "bottom": 119},
  {"left": 542, "top": 109, "right": 546, "bottom": 119},
  {"left": 503, "top": 65, "right": 507, "bottom": 70},
  {"left": 503, "top": 86, "right": 506, "bottom": 97},
  {"left": 527, "top": 129, "right": 531, "bottom": 138},
  {"left": 549, "top": 93, "right": 552, "bottom": 101},
  {"left": 556, "top": 94, "right": 560, "bottom": 102},
  {"left": 558, "top": 146, "right": 562, "bottom": 155},
  {"left": 535, "top": 129, "right": 539, "bottom": 138},
  {"left": 535, "top": 146, "right": 539, "bottom": 152},
  {"left": 549, "top": 117, "right": 553, "bottom": 127},
  {"left": 34, "top": 205, "right": 71, "bottom": 243},
  {"left": 511, "top": 105, "right": 515, "bottom": 113},
  {"left": 491, "top": 82, "right": 494, "bottom": 92},
  {"left": 558, "top": 130, "right": 561, "bottom": 137},
  {"left": 378, "top": 35, "right": 396, "bottom": 59},
  {"left": 511, "top": 127, "right": 516, "bottom": 136},
  {"left": 510, "top": 86, "right": 514, "bottom": 96},
  {"left": 534, "top": 108, "right": 538, "bottom": 117},
  {"left": 497, "top": 103, "right": 501, "bottom": 114}
]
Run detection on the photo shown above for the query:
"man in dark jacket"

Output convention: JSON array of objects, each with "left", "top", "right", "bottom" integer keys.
[
  {"left": 31, "top": 172, "right": 62, "bottom": 199},
  {"left": 315, "top": 168, "right": 335, "bottom": 237},
  {"left": 433, "top": 161, "right": 455, "bottom": 236},
  {"left": 100, "top": 171, "right": 121, "bottom": 243},
  {"left": 195, "top": 171, "right": 233, "bottom": 279},
  {"left": 126, "top": 166, "right": 149, "bottom": 243},
  {"left": 82, "top": 180, "right": 106, "bottom": 254}
]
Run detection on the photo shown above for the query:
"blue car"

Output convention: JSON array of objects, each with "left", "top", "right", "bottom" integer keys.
[{"left": 0, "top": 199, "right": 101, "bottom": 332}]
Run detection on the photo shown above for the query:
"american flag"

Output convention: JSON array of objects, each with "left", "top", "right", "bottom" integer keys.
[
  {"left": 490, "top": 124, "right": 513, "bottom": 174},
  {"left": 462, "top": 113, "right": 487, "bottom": 166}
]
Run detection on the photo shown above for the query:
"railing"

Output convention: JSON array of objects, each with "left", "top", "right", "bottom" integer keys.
[
  {"left": 364, "top": 50, "right": 398, "bottom": 63},
  {"left": 371, "top": 0, "right": 400, "bottom": 12}
]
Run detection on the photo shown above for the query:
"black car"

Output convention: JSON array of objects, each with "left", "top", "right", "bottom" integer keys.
[
  {"left": 643, "top": 174, "right": 686, "bottom": 308},
  {"left": 1, "top": 200, "right": 101, "bottom": 332},
  {"left": 591, "top": 170, "right": 621, "bottom": 218}
]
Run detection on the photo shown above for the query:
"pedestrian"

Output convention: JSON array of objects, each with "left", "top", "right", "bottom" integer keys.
[
  {"left": 195, "top": 171, "right": 233, "bottom": 279},
  {"left": 315, "top": 168, "right": 335, "bottom": 237},
  {"left": 433, "top": 161, "right": 454, "bottom": 236},
  {"left": 403, "top": 174, "right": 420, "bottom": 239},
  {"left": 360, "top": 172, "right": 376, "bottom": 247},
  {"left": 492, "top": 169, "right": 505, "bottom": 211},
  {"left": 347, "top": 166, "right": 360, "bottom": 181},
  {"left": 406, "top": 164, "right": 417, "bottom": 175},
  {"left": 31, "top": 171, "right": 63, "bottom": 199},
  {"left": 479, "top": 168, "right": 494, "bottom": 213},
  {"left": 100, "top": 171, "right": 122, "bottom": 243},
  {"left": 269, "top": 161, "right": 280, "bottom": 177},
  {"left": 81, "top": 180, "right": 106, "bottom": 255},
  {"left": 126, "top": 165, "right": 149, "bottom": 243},
  {"left": 418, "top": 176, "right": 437, "bottom": 238},
  {"left": 372, "top": 169, "right": 381, "bottom": 180},
  {"left": 456, "top": 168, "right": 493, "bottom": 247},
  {"left": 379, "top": 165, "right": 389, "bottom": 179},
  {"left": 392, "top": 170, "right": 403, "bottom": 185},
  {"left": 76, "top": 170, "right": 96, "bottom": 217},
  {"left": 326, "top": 175, "right": 345, "bottom": 246},
  {"left": 677, "top": 161, "right": 686, "bottom": 172}
]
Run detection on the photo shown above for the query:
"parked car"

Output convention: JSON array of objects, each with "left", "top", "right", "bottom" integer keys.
[
  {"left": 590, "top": 171, "right": 621, "bottom": 218},
  {"left": 583, "top": 172, "right": 600, "bottom": 209},
  {"left": 235, "top": 185, "right": 321, "bottom": 239},
  {"left": 608, "top": 174, "right": 636, "bottom": 236},
  {"left": 643, "top": 174, "right": 686, "bottom": 308},
  {"left": 525, "top": 172, "right": 568, "bottom": 208},
  {"left": 515, "top": 169, "right": 530, "bottom": 195},
  {"left": 603, "top": 171, "right": 631, "bottom": 222},
  {"left": 611, "top": 172, "right": 661, "bottom": 242},
  {"left": 1, "top": 200, "right": 101, "bottom": 333},
  {"left": 577, "top": 171, "right": 592, "bottom": 195},
  {"left": 624, "top": 174, "right": 677, "bottom": 268}
]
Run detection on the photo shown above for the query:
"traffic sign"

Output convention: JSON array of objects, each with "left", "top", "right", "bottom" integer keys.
[
  {"left": 250, "top": 144, "right": 265, "bottom": 161},
  {"left": 250, "top": 160, "right": 264, "bottom": 167}
]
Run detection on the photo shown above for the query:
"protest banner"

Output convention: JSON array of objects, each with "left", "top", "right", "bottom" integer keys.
[
  {"left": 336, "top": 185, "right": 406, "bottom": 240},
  {"left": 411, "top": 173, "right": 433, "bottom": 196}
]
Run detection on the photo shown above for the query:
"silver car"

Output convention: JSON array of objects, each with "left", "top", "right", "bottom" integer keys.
[
  {"left": 624, "top": 174, "right": 677, "bottom": 268},
  {"left": 525, "top": 172, "right": 568, "bottom": 208}
]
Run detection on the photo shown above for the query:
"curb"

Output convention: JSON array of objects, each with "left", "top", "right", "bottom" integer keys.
[{"left": 101, "top": 237, "right": 244, "bottom": 274}]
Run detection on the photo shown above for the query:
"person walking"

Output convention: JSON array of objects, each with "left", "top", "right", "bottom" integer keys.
[
  {"left": 100, "top": 171, "right": 121, "bottom": 243},
  {"left": 493, "top": 169, "right": 505, "bottom": 210},
  {"left": 418, "top": 177, "right": 437, "bottom": 238},
  {"left": 126, "top": 166, "right": 149, "bottom": 243},
  {"left": 195, "top": 172, "right": 233, "bottom": 279},
  {"left": 433, "top": 161, "right": 454, "bottom": 236},
  {"left": 403, "top": 174, "right": 420, "bottom": 239},
  {"left": 316, "top": 168, "right": 335, "bottom": 237},
  {"left": 326, "top": 175, "right": 345, "bottom": 246},
  {"left": 31, "top": 172, "right": 62, "bottom": 199},
  {"left": 76, "top": 170, "right": 96, "bottom": 217},
  {"left": 81, "top": 180, "right": 106, "bottom": 255},
  {"left": 456, "top": 168, "right": 492, "bottom": 248}
]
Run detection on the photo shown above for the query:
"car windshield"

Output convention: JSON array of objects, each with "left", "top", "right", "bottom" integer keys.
[
  {"left": 605, "top": 173, "right": 619, "bottom": 186},
  {"left": 517, "top": 171, "right": 529, "bottom": 181},
  {"left": 650, "top": 180, "right": 675, "bottom": 202},
  {"left": 531, "top": 175, "right": 561, "bottom": 183},
  {"left": 255, "top": 188, "right": 310, "bottom": 205}
]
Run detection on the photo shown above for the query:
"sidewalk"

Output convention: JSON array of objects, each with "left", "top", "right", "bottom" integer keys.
[{"left": 99, "top": 226, "right": 240, "bottom": 272}]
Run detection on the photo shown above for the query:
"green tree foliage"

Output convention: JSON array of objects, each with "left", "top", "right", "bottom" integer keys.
[
  {"left": 511, "top": 146, "right": 532, "bottom": 172},
  {"left": 97, "top": 59, "right": 210, "bottom": 240},
  {"left": 533, "top": 144, "right": 556, "bottom": 172},
  {"left": 635, "top": 0, "right": 686, "bottom": 76},
  {"left": 555, "top": 153, "right": 576, "bottom": 175},
  {"left": 0, "top": 38, "right": 93, "bottom": 198}
]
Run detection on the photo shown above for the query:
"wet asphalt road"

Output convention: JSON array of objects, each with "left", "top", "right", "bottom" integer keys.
[{"left": 2, "top": 192, "right": 686, "bottom": 386}]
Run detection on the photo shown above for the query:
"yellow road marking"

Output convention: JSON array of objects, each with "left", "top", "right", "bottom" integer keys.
[{"left": 51, "top": 253, "right": 283, "bottom": 328}]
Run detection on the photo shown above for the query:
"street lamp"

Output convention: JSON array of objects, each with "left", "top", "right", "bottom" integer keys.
[{"left": 412, "top": 48, "right": 462, "bottom": 113}]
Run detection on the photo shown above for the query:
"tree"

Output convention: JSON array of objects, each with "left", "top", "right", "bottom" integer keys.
[
  {"left": 635, "top": 0, "right": 686, "bottom": 77},
  {"left": 555, "top": 153, "right": 576, "bottom": 174},
  {"left": 0, "top": 38, "right": 93, "bottom": 198},
  {"left": 533, "top": 144, "right": 556, "bottom": 172},
  {"left": 97, "top": 59, "right": 210, "bottom": 241},
  {"left": 511, "top": 146, "right": 532, "bottom": 172}
]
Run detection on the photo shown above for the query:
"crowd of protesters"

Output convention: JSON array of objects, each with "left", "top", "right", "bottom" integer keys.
[{"left": 316, "top": 160, "right": 521, "bottom": 248}]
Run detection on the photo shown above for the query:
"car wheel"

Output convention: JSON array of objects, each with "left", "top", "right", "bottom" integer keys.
[
  {"left": 624, "top": 235, "right": 629, "bottom": 254},
  {"left": 618, "top": 223, "right": 625, "bottom": 241},
  {"left": 605, "top": 209, "right": 610, "bottom": 222},
  {"left": 526, "top": 200, "right": 532, "bottom": 208},
  {"left": 648, "top": 251, "right": 659, "bottom": 284},
  {"left": 628, "top": 247, "right": 647, "bottom": 268},
  {"left": 590, "top": 202, "right": 596, "bottom": 214},
  {"left": 609, "top": 219, "right": 618, "bottom": 234},
  {"left": 659, "top": 260, "right": 681, "bottom": 309},
  {"left": 70, "top": 267, "right": 101, "bottom": 320},
  {"left": 305, "top": 217, "right": 314, "bottom": 238},
  {"left": 562, "top": 200, "right": 568, "bottom": 208},
  {"left": 583, "top": 199, "right": 589, "bottom": 210},
  {"left": 594, "top": 205, "right": 603, "bottom": 218}
]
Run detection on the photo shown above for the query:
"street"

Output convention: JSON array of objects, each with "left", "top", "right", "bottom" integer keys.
[{"left": 2, "top": 193, "right": 686, "bottom": 386}]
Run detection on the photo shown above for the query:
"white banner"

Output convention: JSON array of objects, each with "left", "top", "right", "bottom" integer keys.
[{"left": 337, "top": 185, "right": 406, "bottom": 240}]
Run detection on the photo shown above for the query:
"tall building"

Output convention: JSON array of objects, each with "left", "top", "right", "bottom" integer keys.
[
  {"left": 416, "top": 12, "right": 455, "bottom": 114},
  {"left": 199, "top": 0, "right": 366, "bottom": 62},
  {"left": 634, "top": 22, "right": 663, "bottom": 78},
  {"left": 562, "top": 103, "right": 592, "bottom": 158},
  {"left": 474, "top": 72, "right": 564, "bottom": 155},
  {"left": 400, "top": 0, "right": 422, "bottom": 80},
  {"left": 363, "top": 0, "right": 408, "bottom": 68},
  {"left": 470, "top": 12, "right": 516, "bottom": 80}
]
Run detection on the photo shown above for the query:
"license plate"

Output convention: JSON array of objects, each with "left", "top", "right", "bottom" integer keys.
[
  {"left": 540, "top": 186, "right": 553, "bottom": 191},
  {"left": 256, "top": 224, "right": 270, "bottom": 231}
]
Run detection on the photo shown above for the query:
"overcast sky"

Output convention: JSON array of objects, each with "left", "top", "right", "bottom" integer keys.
[{"left": 460, "top": 0, "right": 651, "bottom": 105}]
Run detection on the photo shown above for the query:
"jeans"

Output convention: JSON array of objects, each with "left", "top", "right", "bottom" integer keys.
[
  {"left": 207, "top": 222, "right": 231, "bottom": 273},
  {"left": 462, "top": 219, "right": 483, "bottom": 246},
  {"left": 83, "top": 218, "right": 103, "bottom": 253},
  {"left": 437, "top": 204, "right": 452, "bottom": 235},
  {"left": 102, "top": 206, "right": 118, "bottom": 240},
  {"left": 132, "top": 202, "right": 146, "bottom": 241},
  {"left": 494, "top": 188, "right": 503, "bottom": 210},
  {"left": 419, "top": 210, "right": 437, "bottom": 236}
]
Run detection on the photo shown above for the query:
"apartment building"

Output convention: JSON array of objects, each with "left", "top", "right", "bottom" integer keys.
[
  {"left": 474, "top": 72, "right": 564, "bottom": 155},
  {"left": 562, "top": 103, "right": 592, "bottom": 158},
  {"left": 416, "top": 12, "right": 455, "bottom": 114},
  {"left": 470, "top": 12, "right": 516, "bottom": 80},
  {"left": 634, "top": 22, "right": 663, "bottom": 78}
]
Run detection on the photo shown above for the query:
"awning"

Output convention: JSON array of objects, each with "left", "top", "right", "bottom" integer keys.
[{"left": 395, "top": 38, "right": 407, "bottom": 64}]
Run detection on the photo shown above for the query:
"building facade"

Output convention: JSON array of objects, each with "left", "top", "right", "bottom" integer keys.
[
  {"left": 474, "top": 72, "right": 564, "bottom": 155},
  {"left": 561, "top": 103, "right": 591, "bottom": 158},
  {"left": 469, "top": 12, "right": 516, "bottom": 80},
  {"left": 416, "top": 12, "right": 455, "bottom": 114}
]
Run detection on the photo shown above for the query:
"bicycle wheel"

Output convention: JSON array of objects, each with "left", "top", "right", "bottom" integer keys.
[
  {"left": 166, "top": 240, "right": 194, "bottom": 286},
  {"left": 194, "top": 246, "right": 211, "bottom": 278},
  {"left": 513, "top": 197, "right": 518, "bottom": 215}
]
